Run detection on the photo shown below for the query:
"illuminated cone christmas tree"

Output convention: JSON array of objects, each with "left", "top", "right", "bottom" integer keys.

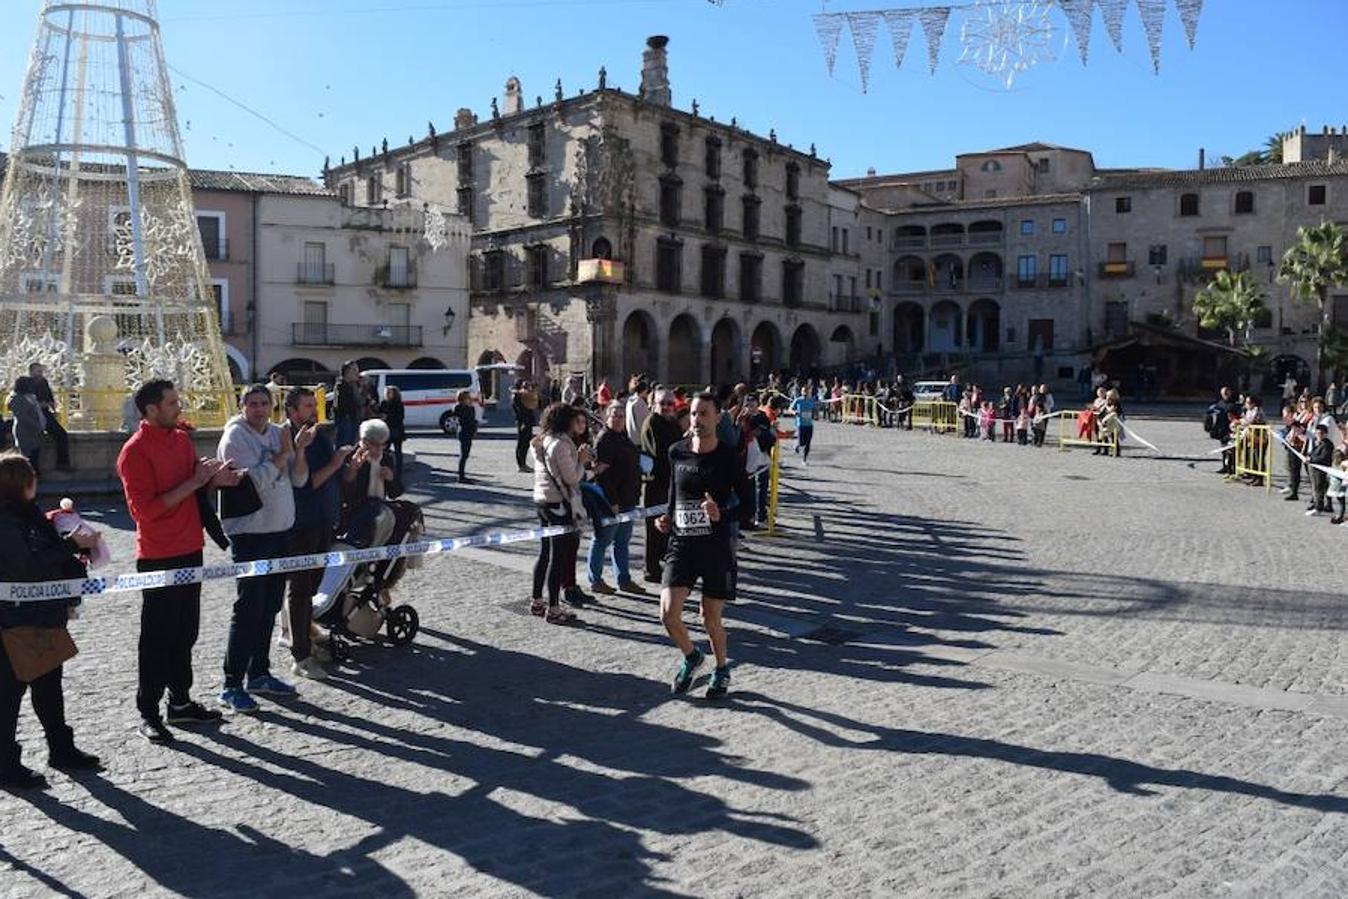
[{"left": 0, "top": 0, "right": 233, "bottom": 424}]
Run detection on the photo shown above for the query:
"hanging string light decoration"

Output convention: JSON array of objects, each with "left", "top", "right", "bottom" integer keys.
[
  {"left": 809, "top": 0, "right": 1204, "bottom": 90},
  {"left": 1055, "top": 0, "right": 1096, "bottom": 64},
  {"left": 959, "top": 1, "right": 1058, "bottom": 88},
  {"left": 917, "top": 7, "right": 953, "bottom": 73},
  {"left": 845, "top": 12, "right": 883, "bottom": 92},
  {"left": 1134, "top": 0, "right": 1168, "bottom": 72},
  {"left": 813, "top": 12, "right": 847, "bottom": 77}
]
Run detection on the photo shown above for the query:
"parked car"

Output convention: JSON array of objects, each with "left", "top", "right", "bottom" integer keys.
[
  {"left": 361, "top": 368, "right": 483, "bottom": 434},
  {"left": 911, "top": 380, "right": 950, "bottom": 402}
]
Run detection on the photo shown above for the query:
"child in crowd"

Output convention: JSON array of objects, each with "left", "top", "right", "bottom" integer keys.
[
  {"left": 978, "top": 401, "right": 996, "bottom": 441},
  {"left": 1015, "top": 403, "right": 1031, "bottom": 446},
  {"left": 1326, "top": 448, "right": 1348, "bottom": 525}
]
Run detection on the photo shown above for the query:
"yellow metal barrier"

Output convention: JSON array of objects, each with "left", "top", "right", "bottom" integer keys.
[
  {"left": 1057, "top": 410, "right": 1118, "bottom": 456},
  {"left": 1233, "top": 423, "right": 1272, "bottom": 492},
  {"left": 911, "top": 400, "right": 958, "bottom": 434},
  {"left": 840, "top": 394, "right": 880, "bottom": 427},
  {"left": 765, "top": 439, "right": 781, "bottom": 537}
]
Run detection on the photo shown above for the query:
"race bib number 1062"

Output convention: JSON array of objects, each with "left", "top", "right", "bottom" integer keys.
[{"left": 674, "top": 501, "right": 712, "bottom": 536}]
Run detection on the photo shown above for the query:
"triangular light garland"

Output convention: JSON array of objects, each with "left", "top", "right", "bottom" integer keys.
[
  {"left": 1096, "top": 0, "right": 1128, "bottom": 52},
  {"left": 845, "top": 12, "right": 883, "bottom": 92},
  {"left": 1174, "top": 0, "right": 1203, "bottom": 49},
  {"left": 812, "top": 13, "right": 847, "bottom": 77},
  {"left": 917, "top": 6, "right": 952, "bottom": 74},
  {"left": 1135, "top": 0, "right": 1167, "bottom": 73},
  {"left": 1056, "top": 0, "right": 1096, "bottom": 65},
  {"left": 881, "top": 9, "right": 917, "bottom": 70}
]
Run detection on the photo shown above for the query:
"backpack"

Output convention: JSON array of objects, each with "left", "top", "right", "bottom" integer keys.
[{"left": 1203, "top": 404, "right": 1221, "bottom": 437}]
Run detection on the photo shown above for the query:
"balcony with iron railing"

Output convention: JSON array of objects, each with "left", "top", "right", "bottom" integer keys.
[
  {"left": 1013, "top": 273, "right": 1072, "bottom": 289},
  {"left": 893, "top": 236, "right": 927, "bottom": 249},
  {"left": 1098, "top": 260, "right": 1135, "bottom": 278},
  {"left": 967, "top": 231, "right": 1004, "bottom": 246},
  {"left": 375, "top": 262, "right": 418, "bottom": 289},
  {"left": 297, "top": 262, "right": 336, "bottom": 285},
  {"left": 291, "top": 323, "right": 423, "bottom": 347},
  {"left": 930, "top": 233, "right": 965, "bottom": 248},
  {"left": 966, "top": 275, "right": 1004, "bottom": 292}
]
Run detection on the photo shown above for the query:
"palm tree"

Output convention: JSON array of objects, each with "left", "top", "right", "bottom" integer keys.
[
  {"left": 1278, "top": 220, "right": 1348, "bottom": 388},
  {"left": 1262, "top": 131, "right": 1291, "bottom": 164},
  {"left": 1193, "top": 270, "right": 1266, "bottom": 347}
]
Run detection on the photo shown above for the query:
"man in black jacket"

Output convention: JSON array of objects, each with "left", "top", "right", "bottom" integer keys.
[
  {"left": 1308, "top": 424, "right": 1334, "bottom": 515},
  {"left": 27, "top": 364, "right": 71, "bottom": 471},
  {"left": 1208, "top": 386, "right": 1235, "bottom": 475},
  {"left": 511, "top": 379, "right": 539, "bottom": 473}
]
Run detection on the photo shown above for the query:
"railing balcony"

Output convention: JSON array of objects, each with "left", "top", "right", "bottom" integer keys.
[
  {"left": 1098, "top": 260, "right": 1135, "bottom": 278},
  {"left": 930, "top": 233, "right": 965, "bottom": 248},
  {"left": 291, "top": 323, "right": 423, "bottom": 347},
  {"left": 297, "top": 262, "right": 335, "bottom": 285},
  {"left": 203, "top": 238, "right": 230, "bottom": 261},
  {"left": 967, "top": 276, "right": 1004, "bottom": 291},
  {"left": 1201, "top": 255, "right": 1232, "bottom": 271},
  {"left": 894, "top": 236, "right": 927, "bottom": 249},
  {"left": 967, "top": 231, "right": 1004, "bottom": 246},
  {"left": 892, "top": 280, "right": 926, "bottom": 294},
  {"left": 377, "top": 264, "right": 418, "bottom": 289},
  {"left": 931, "top": 278, "right": 964, "bottom": 292}
]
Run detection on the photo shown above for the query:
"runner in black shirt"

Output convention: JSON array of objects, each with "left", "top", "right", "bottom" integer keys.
[{"left": 655, "top": 392, "right": 748, "bottom": 699}]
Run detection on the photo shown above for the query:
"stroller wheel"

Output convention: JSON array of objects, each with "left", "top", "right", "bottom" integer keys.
[
  {"left": 327, "top": 634, "right": 351, "bottom": 664},
  {"left": 386, "top": 605, "right": 419, "bottom": 646}
]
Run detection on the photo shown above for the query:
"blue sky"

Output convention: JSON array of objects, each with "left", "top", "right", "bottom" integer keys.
[{"left": 0, "top": 0, "right": 1344, "bottom": 180}]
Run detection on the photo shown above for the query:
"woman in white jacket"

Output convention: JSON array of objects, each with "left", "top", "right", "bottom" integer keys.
[{"left": 531, "top": 403, "right": 591, "bottom": 624}]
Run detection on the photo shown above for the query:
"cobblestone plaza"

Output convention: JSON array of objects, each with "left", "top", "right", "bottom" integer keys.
[{"left": 1, "top": 418, "right": 1345, "bottom": 897}]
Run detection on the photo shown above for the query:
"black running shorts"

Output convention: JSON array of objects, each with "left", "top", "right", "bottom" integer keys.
[{"left": 661, "top": 538, "right": 736, "bottom": 602}]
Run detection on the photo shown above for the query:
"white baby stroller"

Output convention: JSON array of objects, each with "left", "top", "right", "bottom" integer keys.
[{"left": 312, "top": 498, "right": 425, "bottom": 662}]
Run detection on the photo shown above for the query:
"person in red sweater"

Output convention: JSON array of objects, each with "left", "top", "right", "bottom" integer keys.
[{"left": 116, "top": 380, "right": 243, "bottom": 744}]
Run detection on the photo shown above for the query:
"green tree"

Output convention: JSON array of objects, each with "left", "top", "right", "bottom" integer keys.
[
  {"left": 1193, "top": 270, "right": 1266, "bottom": 347},
  {"left": 1278, "top": 221, "right": 1348, "bottom": 387}
]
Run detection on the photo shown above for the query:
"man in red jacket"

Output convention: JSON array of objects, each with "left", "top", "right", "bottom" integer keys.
[{"left": 116, "top": 380, "right": 242, "bottom": 744}]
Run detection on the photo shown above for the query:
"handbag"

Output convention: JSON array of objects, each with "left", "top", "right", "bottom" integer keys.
[
  {"left": 218, "top": 476, "right": 262, "bottom": 519},
  {"left": 2, "top": 626, "right": 77, "bottom": 683}
]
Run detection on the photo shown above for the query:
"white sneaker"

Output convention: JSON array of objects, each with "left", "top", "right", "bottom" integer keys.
[
  {"left": 1306, "top": 509, "right": 1321, "bottom": 517},
  {"left": 1279, "top": 486, "right": 1291, "bottom": 494},
  {"left": 290, "top": 657, "right": 328, "bottom": 680}
]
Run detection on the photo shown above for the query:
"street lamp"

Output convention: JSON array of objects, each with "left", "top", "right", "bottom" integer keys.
[{"left": 442, "top": 305, "right": 456, "bottom": 335}]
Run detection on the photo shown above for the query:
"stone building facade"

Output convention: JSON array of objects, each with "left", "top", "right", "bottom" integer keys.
[
  {"left": 324, "top": 36, "right": 871, "bottom": 388},
  {"left": 1085, "top": 160, "right": 1348, "bottom": 389}
]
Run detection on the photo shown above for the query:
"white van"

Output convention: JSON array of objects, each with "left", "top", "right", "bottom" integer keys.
[{"left": 361, "top": 369, "right": 483, "bottom": 434}]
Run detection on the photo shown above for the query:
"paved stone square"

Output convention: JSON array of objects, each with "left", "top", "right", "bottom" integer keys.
[{"left": 1, "top": 414, "right": 1346, "bottom": 898}]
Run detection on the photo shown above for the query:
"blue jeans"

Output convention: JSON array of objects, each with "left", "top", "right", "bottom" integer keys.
[
  {"left": 587, "top": 515, "right": 634, "bottom": 586},
  {"left": 222, "top": 531, "right": 289, "bottom": 690}
]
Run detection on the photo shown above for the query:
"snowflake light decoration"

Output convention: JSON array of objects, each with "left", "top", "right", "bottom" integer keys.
[
  {"left": 958, "top": 0, "right": 1058, "bottom": 88},
  {"left": 3, "top": 333, "right": 76, "bottom": 389},
  {"left": 423, "top": 203, "right": 449, "bottom": 252},
  {"left": 123, "top": 338, "right": 213, "bottom": 392}
]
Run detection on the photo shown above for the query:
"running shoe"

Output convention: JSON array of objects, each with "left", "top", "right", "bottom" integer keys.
[
  {"left": 545, "top": 606, "right": 578, "bottom": 625},
  {"left": 672, "top": 649, "right": 706, "bottom": 695},
  {"left": 246, "top": 674, "right": 298, "bottom": 697},
  {"left": 219, "top": 689, "right": 259, "bottom": 713},
  {"left": 138, "top": 718, "right": 177, "bottom": 744},
  {"left": 705, "top": 665, "right": 731, "bottom": 700},
  {"left": 166, "top": 701, "right": 223, "bottom": 725}
]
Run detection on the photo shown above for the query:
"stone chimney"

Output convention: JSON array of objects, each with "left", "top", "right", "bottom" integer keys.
[
  {"left": 453, "top": 107, "right": 477, "bottom": 131},
  {"left": 1198, "top": 147, "right": 1205, "bottom": 170},
  {"left": 504, "top": 77, "right": 523, "bottom": 115},
  {"left": 640, "top": 36, "right": 671, "bottom": 106}
]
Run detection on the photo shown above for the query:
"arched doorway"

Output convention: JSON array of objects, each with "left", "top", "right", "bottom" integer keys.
[
  {"left": 1268, "top": 354, "right": 1311, "bottom": 394},
  {"left": 709, "top": 318, "right": 743, "bottom": 385},
  {"left": 591, "top": 237, "right": 613, "bottom": 260},
  {"left": 893, "top": 302, "right": 925, "bottom": 354},
  {"left": 966, "top": 299, "right": 1001, "bottom": 353},
  {"left": 621, "top": 311, "right": 658, "bottom": 383},
  {"left": 929, "top": 300, "right": 962, "bottom": 352},
  {"left": 269, "top": 357, "right": 330, "bottom": 385},
  {"left": 517, "top": 347, "right": 548, "bottom": 382},
  {"left": 667, "top": 314, "right": 703, "bottom": 384},
  {"left": 222, "top": 344, "right": 249, "bottom": 383},
  {"left": 355, "top": 356, "right": 391, "bottom": 372},
  {"left": 829, "top": 325, "right": 855, "bottom": 366},
  {"left": 750, "top": 321, "right": 782, "bottom": 383},
  {"left": 932, "top": 254, "right": 964, "bottom": 292},
  {"left": 789, "top": 324, "right": 822, "bottom": 372}
]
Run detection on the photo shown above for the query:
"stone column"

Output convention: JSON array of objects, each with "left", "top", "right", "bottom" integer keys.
[{"left": 70, "top": 315, "right": 127, "bottom": 431}]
